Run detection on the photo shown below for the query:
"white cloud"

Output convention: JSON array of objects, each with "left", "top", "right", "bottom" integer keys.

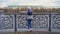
[
  {"left": 19, "top": 0, "right": 57, "bottom": 6},
  {"left": 0, "top": 2, "right": 7, "bottom": 8},
  {"left": 0, "top": 0, "right": 60, "bottom": 7},
  {"left": 5, "top": 0, "right": 19, "bottom": 5}
]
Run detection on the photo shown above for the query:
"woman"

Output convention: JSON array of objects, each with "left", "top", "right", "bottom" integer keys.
[{"left": 27, "top": 7, "right": 33, "bottom": 31}]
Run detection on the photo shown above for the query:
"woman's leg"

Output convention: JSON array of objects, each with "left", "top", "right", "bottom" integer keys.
[{"left": 27, "top": 19, "right": 32, "bottom": 29}]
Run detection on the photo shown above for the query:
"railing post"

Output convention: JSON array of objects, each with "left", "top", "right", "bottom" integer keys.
[
  {"left": 49, "top": 13, "right": 51, "bottom": 31},
  {"left": 14, "top": 14, "right": 17, "bottom": 31}
]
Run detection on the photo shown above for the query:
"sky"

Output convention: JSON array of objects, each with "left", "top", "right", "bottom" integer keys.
[{"left": 0, "top": 0, "right": 60, "bottom": 7}]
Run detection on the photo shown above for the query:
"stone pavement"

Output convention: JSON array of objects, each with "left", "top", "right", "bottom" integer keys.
[{"left": 0, "top": 31, "right": 60, "bottom": 34}]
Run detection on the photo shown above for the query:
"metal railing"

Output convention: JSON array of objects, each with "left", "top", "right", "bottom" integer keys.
[{"left": 0, "top": 13, "right": 60, "bottom": 32}]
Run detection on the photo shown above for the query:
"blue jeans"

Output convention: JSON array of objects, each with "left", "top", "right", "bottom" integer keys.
[{"left": 27, "top": 19, "right": 32, "bottom": 29}]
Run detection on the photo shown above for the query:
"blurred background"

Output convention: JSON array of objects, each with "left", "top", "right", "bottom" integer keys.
[{"left": 0, "top": 0, "right": 60, "bottom": 34}]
